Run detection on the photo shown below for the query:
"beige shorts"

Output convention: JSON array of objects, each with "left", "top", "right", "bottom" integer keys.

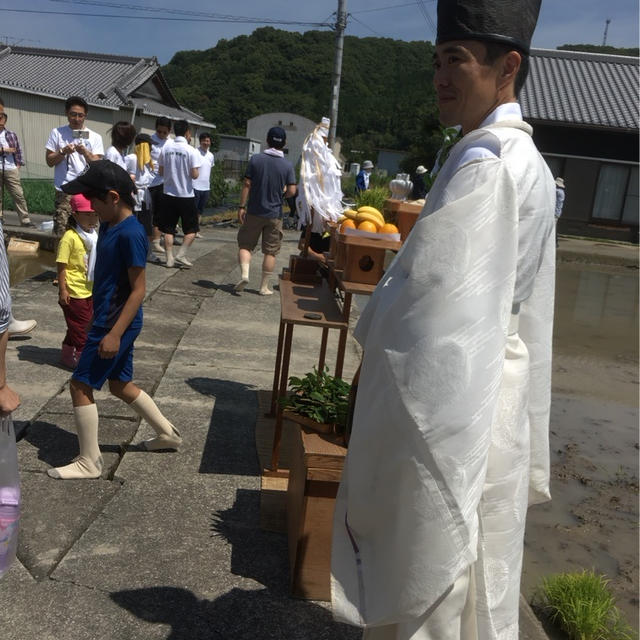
[{"left": 237, "top": 214, "right": 283, "bottom": 255}]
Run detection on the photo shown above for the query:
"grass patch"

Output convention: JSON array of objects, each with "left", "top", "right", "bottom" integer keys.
[
  {"left": 533, "top": 570, "right": 636, "bottom": 640},
  {"left": 2, "top": 179, "right": 55, "bottom": 215}
]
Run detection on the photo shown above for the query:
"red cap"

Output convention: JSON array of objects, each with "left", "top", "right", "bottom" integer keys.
[{"left": 70, "top": 194, "right": 94, "bottom": 212}]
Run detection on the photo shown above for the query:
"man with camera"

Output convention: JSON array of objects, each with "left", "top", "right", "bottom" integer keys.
[{"left": 45, "top": 96, "right": 104, "bottom": 236}]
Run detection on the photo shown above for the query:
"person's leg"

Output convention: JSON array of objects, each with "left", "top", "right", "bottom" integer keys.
[
  {"left": 110, "top": 380, "right": 181, "bottom": 450},
  {"left": 47, "top": 379, "right": 102, "bottom": 479},
  {"left": 235, "top": 214, "right": 262, "bottom": 291},
  {"left": 235, "top": 249, "right": 252, "bottom": 290},
  {"left": 149, "top": 185, "right": 165, "bottom": 254},
  {"left": 175, "top": 198, "right": 198, "bottom": 267},
  {"left": 259, "top": 218, "right": 283, "bottom": 295},
  {"left": 158, "top": 194, "right": 180, "bottom": 268},
  {"left": 53, "top": 191, "right": 72, "bottom": 237},
  {"left": 260, "top": 253, "right": 276, "bottom": 295},
  {"left": 4, "top": 169, "right": 31, "bottom": 224}
]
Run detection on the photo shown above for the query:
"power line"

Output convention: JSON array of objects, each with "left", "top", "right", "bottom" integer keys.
[
  {"left": 415, "top": 0, "right": 437, "bottom": 34},
  {"left": 2, "top": 7, "right": 331, "bottom": 27},
  {"left": 49, "top": 0, "right": 333, "bottom": 26},
  {"left": 348, "top": 14, "right": 386, "bottom": 38},
  {"left": 351, "top": 1, "right": 435, "bottom": 15}
]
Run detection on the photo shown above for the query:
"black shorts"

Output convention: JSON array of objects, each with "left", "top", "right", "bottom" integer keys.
[
  {"left": 158, "top": 194, "right": 199, "bottom": 235},
  {"left": 148, "top": 184, "right": 163, "bottom": 227}
]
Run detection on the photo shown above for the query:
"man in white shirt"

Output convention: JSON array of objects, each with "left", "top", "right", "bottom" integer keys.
[
  {"left": 45, "top": 96, "right": 104, "bottom": 236},
  {"left": 148, "top": 116, "right": 172, "bottom": 255},
  {"left": 193, "top": 132, "right": 215, "bottom": 234},
  {"left": 332, "top": 1, "right": 556, "bottom": 638},
  {"left": 158, "top": 119, "right": 202, "bottom": 268}
]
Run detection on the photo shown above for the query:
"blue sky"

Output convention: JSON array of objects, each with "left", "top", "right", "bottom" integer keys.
[{"left": 3, "top": 0, "right": 638, "bottom": 64}]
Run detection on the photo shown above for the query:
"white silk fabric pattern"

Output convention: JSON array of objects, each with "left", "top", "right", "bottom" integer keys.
[
  {"left": 331, "top": 118, "right": 555, "bottom": 639},
  {"left": 297, "top": 123, "right": 344, "bottom": 233}
]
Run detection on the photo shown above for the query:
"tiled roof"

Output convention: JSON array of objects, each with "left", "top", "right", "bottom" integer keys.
[
  {"left": 522, "top": 48, "right": 639, "bottom": 131},
  {"left": 0, "top": 45, "right": 213, "bottom": 127}
]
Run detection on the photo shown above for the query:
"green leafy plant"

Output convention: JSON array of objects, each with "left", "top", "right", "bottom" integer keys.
[
  {"left": 354, "top": 186, "right": 390, "bottom": 216},
  {"left": 280, "top": 367, "right": 351, "bottom": 429},
  {"left": 533, "top": 570, "right": 636, "bottom": 640}
]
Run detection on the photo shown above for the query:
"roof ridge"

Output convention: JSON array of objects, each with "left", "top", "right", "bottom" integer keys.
[
  {"left": 9, "top": 44, "right": 153, "bottom": 66},
  {"left": 531, "top": 47, "right": 639, "bottom": 65}
]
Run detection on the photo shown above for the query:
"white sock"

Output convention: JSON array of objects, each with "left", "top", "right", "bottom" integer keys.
[
  {"left": 47, "top": 404, "right": 103, "bottom": 479},
  {"left": 260, "top": 270, "right": 274, "bottom": 295},
  {"left": 235, "top": 263, "right": 250, "bottom": 290},
  {"left": 130, "top": 390, "right": 181, "bottom": 451},
  {"left": 176, "top": 247, "right": 186, "bottom": 260}
]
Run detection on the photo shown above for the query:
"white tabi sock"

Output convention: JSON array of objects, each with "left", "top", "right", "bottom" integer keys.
[
  {"left": 259, "top": 270, "right": 274, "bottom": 296},
  {"left": 47, "top": 404, "right": 103, "bottom": 479},
  {"left": 235, "top": 263, "right": 250, "bottom": 291},
  {"left": 130, "top": 390, "right": 182, "bottom": 451}
]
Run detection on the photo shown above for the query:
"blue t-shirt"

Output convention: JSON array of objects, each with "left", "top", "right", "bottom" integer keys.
[
  {"left": 92, "top": 216, "right": 148, "bottom": 330},
  {"left": 245, "top": 152, "right": 296, "bottom": 219}
]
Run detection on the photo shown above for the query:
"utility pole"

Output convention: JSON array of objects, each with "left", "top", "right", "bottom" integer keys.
[
  {"left": 602, "top": 18, "right": 611, "bottom": 46},
  {"left": 328, "top": 0, "right": 347, "bottom": 150}
]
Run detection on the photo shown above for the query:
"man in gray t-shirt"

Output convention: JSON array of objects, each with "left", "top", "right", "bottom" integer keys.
[{"left": 235, "top": 127, "right": 296, "bottom": 295}]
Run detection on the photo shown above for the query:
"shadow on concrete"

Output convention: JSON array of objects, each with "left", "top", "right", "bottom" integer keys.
[
  {"left": 16, "top": 345, "right": 69, "bottom": 369},
  {"left": 192, "top": 280, "right": 240, "bottom": 296},
  {"left": 110, "top": 585, "right": 360, "bottom": 640},
  {"left": 186, "top": 377, "right": 260, "bottom": 477},
  {"left": 23, "top": 419, "right": 80, "bottom": 467},
  {"left": 210, "top": 488, "right": 288, "bottom": 594}
]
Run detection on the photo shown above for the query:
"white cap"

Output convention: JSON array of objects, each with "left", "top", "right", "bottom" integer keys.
[
  {"left": 555, "top": 177, "right": 565, "bottom": 188},
  {"left": 416, "top": 165, "right": 427, "bottom": 175}
]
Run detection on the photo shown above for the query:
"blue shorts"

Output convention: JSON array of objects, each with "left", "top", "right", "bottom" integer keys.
[{"left": 72, "top": 324, "right": 141, "bottom": 390}]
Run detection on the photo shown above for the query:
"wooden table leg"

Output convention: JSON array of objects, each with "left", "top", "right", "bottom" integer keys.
[
  {"left": 318, "top": 328, "right": 329, "bottom": 372},
  {"left": 334, "top": 292, "right": 352, "bottom": 378},
  {"left": 269, "top": 319, "right": 286, "bottom": 416},
  {"left": 271, "top": 322, "right": 294, "bottom": 471}
]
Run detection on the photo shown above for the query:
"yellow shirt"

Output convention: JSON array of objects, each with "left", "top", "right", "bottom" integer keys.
[{"left": 56, "top": 229, "right": 93, "bottom": 298}]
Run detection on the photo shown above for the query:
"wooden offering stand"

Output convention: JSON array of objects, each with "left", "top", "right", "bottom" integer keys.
[
  {"left": 384, "top": 198, "right": 423, "bottom": 241},
  {"left": 287, "top": 425, "right": 346, "bottom": 600}
]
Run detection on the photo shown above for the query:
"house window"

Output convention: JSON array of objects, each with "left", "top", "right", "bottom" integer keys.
[{"left": 592, "top": 164, "right": 634, "bottom": 223}]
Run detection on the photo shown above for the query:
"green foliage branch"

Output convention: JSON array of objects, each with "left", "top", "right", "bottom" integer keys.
[{"left": 281, "top": 367, "right": 351, "bottom": 429}]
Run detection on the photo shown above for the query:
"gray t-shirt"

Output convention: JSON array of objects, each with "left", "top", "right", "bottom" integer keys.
[{"left": 245, "top": 152, "right": 296, "bottom": 219}]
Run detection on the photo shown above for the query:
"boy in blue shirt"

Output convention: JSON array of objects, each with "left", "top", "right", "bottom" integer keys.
[{"left": 48, "top": 161, "right": 182, "bottom": 480}]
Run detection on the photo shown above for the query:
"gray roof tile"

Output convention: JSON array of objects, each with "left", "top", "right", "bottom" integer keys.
[
  {"left": 522, "top": 48, "right": 639, "bottom": 131},
  {"left": 0, "top": 45, "right": 213, "bottom": 127}
]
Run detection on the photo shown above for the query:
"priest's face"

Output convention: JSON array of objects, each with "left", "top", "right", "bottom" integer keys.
[{"left": 433, "top": 40, "right": 503, "bottom": 134}]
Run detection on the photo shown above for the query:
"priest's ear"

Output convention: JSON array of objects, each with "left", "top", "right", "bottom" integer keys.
[{"left": 497, "top": 50, "right": 522, "bottom": 96}]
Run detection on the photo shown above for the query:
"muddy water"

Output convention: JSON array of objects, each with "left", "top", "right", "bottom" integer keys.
[{"left": 523, "top": 262, "right": 639, "bottom": 628}]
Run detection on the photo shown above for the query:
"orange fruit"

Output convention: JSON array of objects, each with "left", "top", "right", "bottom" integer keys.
[
  {"left": 340, "top": 219, "right": 356, "bottom": 232},
  {"left": 379, "top": 223, "right": 399, "bottom": 234},
  {"left": 357, "top": 220, "right": 378, "bottom": 233}
]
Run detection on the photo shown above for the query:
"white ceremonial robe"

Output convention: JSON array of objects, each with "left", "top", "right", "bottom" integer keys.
[
  {"left": 331, "top": 113, "right": 556, "bottom": 640},
  {"left": 297, "top": 124, "right": 344, "bottom": 233}
]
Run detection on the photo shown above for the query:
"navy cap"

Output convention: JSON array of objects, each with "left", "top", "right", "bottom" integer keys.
[
  {"left": 62, "top": 159, "right": 135, "bottom": 197},
  {"left": 267, "top": 126, "right": 287, "bottom": 149}
]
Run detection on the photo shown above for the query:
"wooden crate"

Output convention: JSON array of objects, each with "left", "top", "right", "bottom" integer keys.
[
  {"left": 342, "top": 234, "right": 401, "bottom": 286},
  {"left": 287, "top": 425, "right": 346, "bottom": 601},
  {"left": 384, "top": 198, "right": 423, "bottom": 242}
]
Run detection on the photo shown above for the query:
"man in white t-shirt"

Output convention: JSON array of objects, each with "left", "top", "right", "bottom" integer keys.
[
  {"left": 158, "top": 119, "right": 202, "bottom": 268},
  {"left": 148, "top": 116, "right": 172, "bottom": 255},
  {"left": 192, "top": 131, "right": 215, "bottom": 234},
  {"left": 45, "top": 96, "right": 104, "bottom": 236}
]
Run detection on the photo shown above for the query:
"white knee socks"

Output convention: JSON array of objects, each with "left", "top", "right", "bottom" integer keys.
[
  {"left": 130, "top": 390, "right": 182, "bottom": 451},
  {"left": 47, "top": 404, "right": 103, "bottom": 479},
  {"left": 235, "top": 263, "right": 250, "bottom": 291},
  {"left": 259, "top": 270, "right": 274, "bottom": 296}
]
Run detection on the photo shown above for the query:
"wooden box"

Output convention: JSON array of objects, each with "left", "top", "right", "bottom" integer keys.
[
  {"left": 287, "top": 425, "right": 346, "bottom": 601},
  {"left": 288, "top": 255, "right": 322, "bottom": 285},
  {"left": 342, "top": 234, "right": 401, "bottom": 286},
  {"left": 384, "top": 198, "right": 423, "bottom": 242}
]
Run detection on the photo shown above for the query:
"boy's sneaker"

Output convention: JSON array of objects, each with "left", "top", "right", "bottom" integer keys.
[
  {"left": 175, "top": 255, "right": 193, "bottom": 268},
  {"left": 165, "top": 254, "right": 175, "bottom": 268}
]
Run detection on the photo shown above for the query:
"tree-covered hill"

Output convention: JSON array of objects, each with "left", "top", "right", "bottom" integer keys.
[
  {"left": 162, "top": 27, "right": 442, "bottom": 169},
  {"left": 558, "top": 44, "right": 639, "bottom": 57}
]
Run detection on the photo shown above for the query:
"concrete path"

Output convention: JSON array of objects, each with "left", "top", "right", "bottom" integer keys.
[{"left": 0, "top": 219, "right": 553, "bottom": 639}]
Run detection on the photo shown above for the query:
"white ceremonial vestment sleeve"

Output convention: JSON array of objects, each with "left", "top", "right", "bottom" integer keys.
[{"left": 332, "top": 159, "right": 521, "bottom": 628}]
